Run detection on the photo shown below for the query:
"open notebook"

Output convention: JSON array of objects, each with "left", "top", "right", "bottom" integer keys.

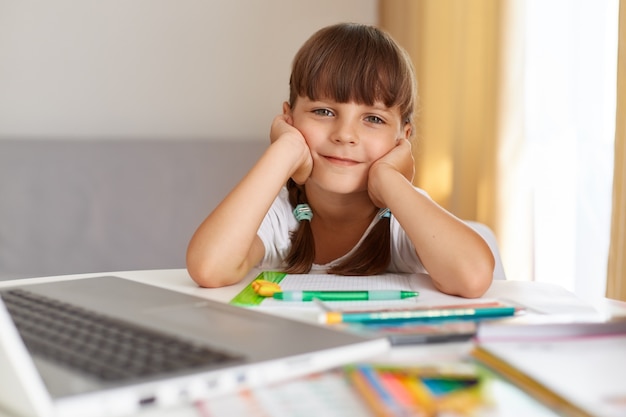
[
  {"left": 230, "top": 272, "right": 500, "bottom": 310},
  {"left": 0, "top": 276, "right": 389, "bottom": 417},
  {"left": 231, "top": 272, "right": 513, "bottom": 345}
]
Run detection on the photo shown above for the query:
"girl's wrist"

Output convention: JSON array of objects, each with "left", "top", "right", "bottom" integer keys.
[
  {"left": 271, "top": 135, "right": 311, "bottom": 182},
  {"left": 369, "top": 166, "right": 406, "bottom": 207}
]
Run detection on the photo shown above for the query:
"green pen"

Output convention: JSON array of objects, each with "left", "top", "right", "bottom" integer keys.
[{"left": 272, "top": 290, "right": 419, "bottom": 302}]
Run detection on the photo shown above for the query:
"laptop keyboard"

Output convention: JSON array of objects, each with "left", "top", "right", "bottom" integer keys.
[{"left": 1, "top": 288, "right": 244, "bottom": 382}]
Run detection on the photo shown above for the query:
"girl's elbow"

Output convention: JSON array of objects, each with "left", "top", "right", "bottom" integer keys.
[
  {"left": 188, "top": 271, "right": 217, "bottom": 289},
  {"left": 459, "top": 274, "right": 492, "bottom": 298},
  {"left": 435, "top": 257, "right": 494, "bottom": 298},
  {"left": 187, "top": 261, "right": 219, "bottom": 288},
  {"left": 459, "top": 256, "right": 495, "bottom": 298},
  {"left": 186, "top": 254, "right": 241, "bottom": 288}
]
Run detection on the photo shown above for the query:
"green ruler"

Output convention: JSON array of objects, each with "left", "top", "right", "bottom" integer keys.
[{"left": 229, "top": 271, "right": 287, "bottom": 306}]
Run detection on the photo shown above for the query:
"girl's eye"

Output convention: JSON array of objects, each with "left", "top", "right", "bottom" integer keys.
[
  {"left": 313, "top": 108, "right": 334, "bottom": 117},
  {"left": 365, "top": 115, "right": 385, "bottom": 124}
]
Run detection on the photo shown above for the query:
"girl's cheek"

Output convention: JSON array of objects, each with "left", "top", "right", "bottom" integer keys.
[{"left": 375, "top": 143, "right": 395, "bottom": 159}]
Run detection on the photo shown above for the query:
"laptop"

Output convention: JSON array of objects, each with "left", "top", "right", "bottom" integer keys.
[{"left": 0, "top": 276, "right": 389, "bottom": 417}]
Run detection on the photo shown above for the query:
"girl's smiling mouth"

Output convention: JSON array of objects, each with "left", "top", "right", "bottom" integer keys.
[{"left": 322, "top": 154, "right": 360, "bottom": 166}]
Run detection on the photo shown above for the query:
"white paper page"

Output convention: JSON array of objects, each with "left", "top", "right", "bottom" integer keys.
[
  {"left": 484, "top": 280, "right": 601, "bottom": 317},
  {"left": 198, "top": 372, "right": 370, "bottom": 417}
]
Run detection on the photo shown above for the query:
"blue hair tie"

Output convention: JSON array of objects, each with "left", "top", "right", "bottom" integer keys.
[
  {"left": 293, "top": 204, "right": 313, "bottom": 222},
  {"left": 378, "top": 208, "right": 391, "bottom": 219}
]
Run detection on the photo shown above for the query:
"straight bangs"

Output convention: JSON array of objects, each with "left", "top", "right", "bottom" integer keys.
[{"left": 289, "top": 24, "right": 416, "bottom": 124}]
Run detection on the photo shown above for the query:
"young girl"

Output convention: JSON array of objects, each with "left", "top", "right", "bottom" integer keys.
[{"left": 187, "top": 23, "right": 494, "bottom": 298}]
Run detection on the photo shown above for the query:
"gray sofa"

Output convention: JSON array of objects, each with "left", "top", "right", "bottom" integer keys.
[{"left": 0, "top": 140, "right": 266, "bottom": 280}]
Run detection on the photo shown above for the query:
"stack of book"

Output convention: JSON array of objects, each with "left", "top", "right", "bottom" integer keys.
[{"left": 472, "top": 319, "right": 626, "bottom": 417}]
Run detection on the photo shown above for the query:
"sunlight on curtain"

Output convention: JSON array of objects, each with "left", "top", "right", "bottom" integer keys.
[{"left": 523, "top": 0, "right": 618, "bottom": 298}]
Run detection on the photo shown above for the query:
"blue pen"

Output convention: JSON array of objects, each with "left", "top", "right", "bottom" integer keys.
[{"left": 322, "top": 306, "right": 516, "bottom": 324}]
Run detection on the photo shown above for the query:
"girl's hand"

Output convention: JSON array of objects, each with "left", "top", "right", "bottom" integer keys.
[
  {"left": 368, "top": 138, "right": 415, "bottom": 207},
  {"left": 269, "top": 114, "right": 313, "bottom": 184}
]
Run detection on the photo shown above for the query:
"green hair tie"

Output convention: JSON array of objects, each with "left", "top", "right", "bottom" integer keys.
[
  {"left": 293, "top": 204, "right": 313, "bottom": 222},
  {"left": 378, "top": 208, "right": 391, "bottom": 219}
]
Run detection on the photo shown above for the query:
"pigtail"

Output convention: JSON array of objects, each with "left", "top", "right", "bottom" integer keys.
[
  {"left": 328, "top": 217, "right": 391, "bottom": 275},
  {"left": 284, "top": 179, "right": 316, "bottom": 273}
]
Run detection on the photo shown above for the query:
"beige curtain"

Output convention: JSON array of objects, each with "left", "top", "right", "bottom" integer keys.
[
  {"left": 379, "top": 0, "right": 532, "bottom": 281},
  {"left": 380, "top": 0, "right": 500, "bottom": 222},
  {"left": 381, "top": 0, "right": 624, "bottom": 293},
  {"left": 607, "top": 0, "right": 626, "bottom": 302}
]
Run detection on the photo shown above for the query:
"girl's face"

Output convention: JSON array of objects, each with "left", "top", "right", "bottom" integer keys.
[{"left": 286, "top": 96, "right": 411, "bottom": 195}]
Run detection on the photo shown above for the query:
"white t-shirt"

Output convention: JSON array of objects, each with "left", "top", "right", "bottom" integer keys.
[{"left": 256, "top": 186, "right": 428, "bottom": 274}]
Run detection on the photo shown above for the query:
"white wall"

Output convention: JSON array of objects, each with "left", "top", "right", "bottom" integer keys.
[{"left": 0, "top": 1, "right": 378, "bottom": 141}]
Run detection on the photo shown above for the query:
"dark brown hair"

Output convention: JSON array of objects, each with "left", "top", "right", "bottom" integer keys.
[{"left": 283, "top": 23, "right": 417, "bottom": 275}]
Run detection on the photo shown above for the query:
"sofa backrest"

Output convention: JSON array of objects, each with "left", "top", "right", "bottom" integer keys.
[{"left": 0, "top": 140, "right": 266, "bottom": 280}]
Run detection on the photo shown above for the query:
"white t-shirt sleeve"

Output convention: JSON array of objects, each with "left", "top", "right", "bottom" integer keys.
[
  {"left": 256, "top": 187, "right": 297, "bottom": 270},
  {"left": 387, "top": 186, "right": 430, "bottom": 274},
  {"left": 388, "top": 215, "right": 427, "bottom": 274}
]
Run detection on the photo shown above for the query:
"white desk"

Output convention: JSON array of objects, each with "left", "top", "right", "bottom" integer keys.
[{"left": 1, "top": 269, "right": 625, "bottom": 417}]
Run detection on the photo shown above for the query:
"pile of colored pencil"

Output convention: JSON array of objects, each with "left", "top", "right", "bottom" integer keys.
[{"left": 344, "top": 364, "right": 490, "bottom": 416}]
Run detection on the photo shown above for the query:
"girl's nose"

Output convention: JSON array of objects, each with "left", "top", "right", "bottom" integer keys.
[{"left": 331, "top": 119, "right": 358, "bottom": 145}]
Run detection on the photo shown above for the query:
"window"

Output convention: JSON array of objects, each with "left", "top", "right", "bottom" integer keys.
[{"left": 524, "top": 0, "right": 618, "bottom": 298}]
